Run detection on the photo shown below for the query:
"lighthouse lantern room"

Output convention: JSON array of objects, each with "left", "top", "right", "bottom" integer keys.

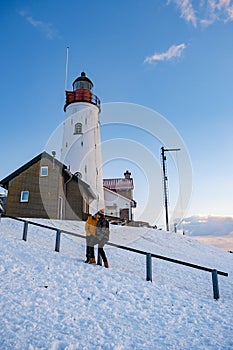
[{"left": 64, "top": 71, "right": 100, "bottom": 112}]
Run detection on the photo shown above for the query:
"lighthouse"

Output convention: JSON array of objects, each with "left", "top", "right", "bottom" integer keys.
[{"left": 61, "top": 71, "right": 104, "bottom": 213}]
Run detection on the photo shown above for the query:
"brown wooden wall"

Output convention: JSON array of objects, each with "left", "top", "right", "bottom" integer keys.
[
  {"left": 5, "top": 156, "right": 63, "bottom": 218},
  {"left": 64, "top": 180, "right": 84, "bottom": 220}
]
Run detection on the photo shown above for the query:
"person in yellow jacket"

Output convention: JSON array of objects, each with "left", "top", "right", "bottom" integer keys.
[{"left": 85, "top": 212, "right": 99, "bottom": 264}]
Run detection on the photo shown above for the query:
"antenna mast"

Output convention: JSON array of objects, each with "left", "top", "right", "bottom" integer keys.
[
  {"left": 161, "top": 147, "right": 180, "bottom": 231},
  {"left": 65, "top": 46, "right": 69, "bottom": 91}
]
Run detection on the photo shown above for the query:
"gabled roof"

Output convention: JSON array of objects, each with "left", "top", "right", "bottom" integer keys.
[
  {"left": 103, "top": 186, "right": 133, "bottom": 202},
  {"left": 0, "top": 151, "right": 96, "bottom": 200},
  {"left": 103, "top": 186, "right": 137, "bottom": 208},
  {"left": 0, "top": 152, "right": 65, "bottom": 185}
]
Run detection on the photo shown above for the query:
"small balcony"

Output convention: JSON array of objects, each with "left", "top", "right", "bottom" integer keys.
[{"left": 64, "top": 89, "right": 100, "bottom": 111}]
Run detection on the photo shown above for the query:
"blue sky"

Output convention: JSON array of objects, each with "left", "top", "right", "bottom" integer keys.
[{"left": 1, "top": 1, "right": 233, "bottom": 226}]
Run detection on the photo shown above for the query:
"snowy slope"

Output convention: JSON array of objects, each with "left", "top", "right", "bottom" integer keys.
[{"left": 0, "top": 217, "right": 232, "bottom": 350}]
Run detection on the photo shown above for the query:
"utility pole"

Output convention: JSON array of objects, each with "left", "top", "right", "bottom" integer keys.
[{"left": 161, "top": 147, "right": 180, "bottom": 231}]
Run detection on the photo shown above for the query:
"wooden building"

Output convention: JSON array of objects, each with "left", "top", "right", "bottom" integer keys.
[{"left": 0, "top": 152, "right": 95, "bottom": 220}]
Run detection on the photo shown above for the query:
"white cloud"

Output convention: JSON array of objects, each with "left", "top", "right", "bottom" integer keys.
[
  {"left": 172, "top": 0, "right": 197, "bottom": 26},
  {"left": 169, "top": 0, "right": 233, "bottom": 26},
  {"left": 144, "top": 43, "right": 186, "bottom": 64},
  {"left": 19, "top": 10, "right": 59, "bottom": 40},
  {"left": 211, "top": 0, "right": 233, "bottom": 22},
  {"left": 200, "top": 17, "right": 216, "bottom": 26},
  {"left": 180, "top": 215, "right": 233, "bottom": 237},
  {"left": 227, "top": 6, "right": 233, "bottom": 19}
]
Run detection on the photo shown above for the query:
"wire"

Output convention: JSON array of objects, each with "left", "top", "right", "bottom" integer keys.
[{"left": 175, "top": 150, "right": 184, "bottom": 234}]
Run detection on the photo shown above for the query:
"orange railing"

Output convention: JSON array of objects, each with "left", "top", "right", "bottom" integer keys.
[{"left": 64, "top": 89, "right": 100, "bottom": 111}]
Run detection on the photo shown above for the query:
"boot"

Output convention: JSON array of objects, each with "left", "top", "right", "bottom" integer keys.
[
  {"left": 104, "top": 261, "right": 109, "bottom": 268},
  {"left": 85, "top": 255, "right": 90, "bottom": 263},
  {"left": 89, "top": 258, "right": 96, "bottom": 264}
]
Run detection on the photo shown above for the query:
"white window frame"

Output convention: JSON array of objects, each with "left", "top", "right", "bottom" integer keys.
[
  {"left": 40, "top": 166, "right": 48, "bottom": 177},
  {"left": 58, "top": 196, "right": 63, "bottom": 220},
  {"left": 20, "top": 191, "right": 29, "bottom": 202}
]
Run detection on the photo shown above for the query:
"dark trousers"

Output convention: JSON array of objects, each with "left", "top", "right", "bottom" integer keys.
[
  {"left": 86, "top": 236, "right": 95, "bottom": 260},
  {"left": 86, "top": 245, "right": 95, "bottom": 260},
  {"left": 98, "top": 247, "right": 107, "bottom": 263}
]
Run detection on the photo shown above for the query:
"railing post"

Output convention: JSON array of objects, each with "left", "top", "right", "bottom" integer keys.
[
  {"left": 55, "top": 229, "right": 61, "bottom": 252},
  {"left": 146, "top": 253, "right": 152, "bottom": 282},
  {"left": 22, "top": 221, "right": 28, "bottom": 241},
  {"left": 212, "top": 269, "right": 220, "bottom": 300}
]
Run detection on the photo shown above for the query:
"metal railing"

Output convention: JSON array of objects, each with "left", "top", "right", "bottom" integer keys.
[
  {"left": 64, "top": 89, "right": 101, "bottom": 111},
  {"left": 1, "top": 214, "right": 228, "bottom": 300}
]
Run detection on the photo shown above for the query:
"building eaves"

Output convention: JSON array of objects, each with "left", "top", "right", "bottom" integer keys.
[
  {"left": 104, "top": 186, "right": 134, "bottom": 204},
  {"left": 70, "top": 171, "right": 96, "bottom": 200}
]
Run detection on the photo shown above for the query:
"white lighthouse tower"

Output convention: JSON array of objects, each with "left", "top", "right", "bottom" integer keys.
[{"left": 61, "top": 71, "right": 104, "bottom": 213}]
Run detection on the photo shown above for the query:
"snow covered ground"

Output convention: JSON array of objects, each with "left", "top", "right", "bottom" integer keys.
[{"left": 0, "top": 217, "right": 232, "bottom": 350}]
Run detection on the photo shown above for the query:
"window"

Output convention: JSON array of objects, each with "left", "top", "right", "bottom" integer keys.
[
  {"left": 40, "top": 166, "right": 48, "bottom": 177},
  {"left": 74, "top": 122, "right": 82, "bottom": 134},
  {"left": 83, "top": 197, "right": 89, "bottom": 214},
  {"left": 20, "top": 191, "right": 29, "bottom": 202}
]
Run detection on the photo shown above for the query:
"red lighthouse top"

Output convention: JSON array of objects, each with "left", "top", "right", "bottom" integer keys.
[{"left": 64, "top": 72, "right": 100, "bottom": 111}]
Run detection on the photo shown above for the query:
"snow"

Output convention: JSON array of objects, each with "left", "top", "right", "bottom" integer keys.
[{"left": 0, "top": 217, "right": 232, "bottom": 350}]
